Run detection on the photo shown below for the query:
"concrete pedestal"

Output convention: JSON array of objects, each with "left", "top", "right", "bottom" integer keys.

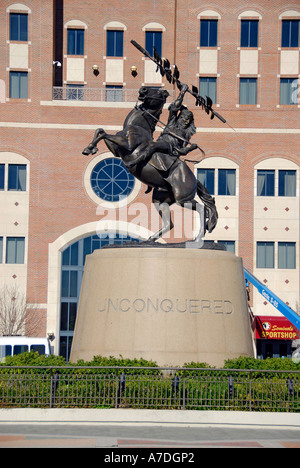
[{"left": 70, "top": 248, "right": 254, "bottom": 367}]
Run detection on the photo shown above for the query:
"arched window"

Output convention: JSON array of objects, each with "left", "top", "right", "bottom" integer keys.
[
  {"left": 60, "top": 233, "right": 141, "bottom": 360},
  {"left": 280, "top": 10, "right": 300, "bottom": 47},
  {"left": 196, "top": 157, "right": 238, "bottom": 197},
  {"left": 142, "top": 22, "right": 166, "bottom": 84},
  {"left": 255, "top": 158, "right": 298, "bottom": 197}
]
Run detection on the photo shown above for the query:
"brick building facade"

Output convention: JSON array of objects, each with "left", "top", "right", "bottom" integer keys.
[{"left": 0, "top": 0, "right": 299, "bottom": 360}]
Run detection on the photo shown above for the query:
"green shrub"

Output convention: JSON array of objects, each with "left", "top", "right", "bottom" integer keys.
[{"left": 224, "top": 355, "right": 300, "bottom": 372}]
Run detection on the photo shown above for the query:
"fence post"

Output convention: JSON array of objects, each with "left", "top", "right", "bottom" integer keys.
[
  {"left": 249, "top": 370, "right": 252, "bottom": 412},
  {"left": 115, "top": 368, "right": 119, "bottom": 409},
  {"left": 49, "top": 368, "right": 54, "bottom": 409},
  {"left": 182, "top": 369, "right": 186, "bottom": 410}
]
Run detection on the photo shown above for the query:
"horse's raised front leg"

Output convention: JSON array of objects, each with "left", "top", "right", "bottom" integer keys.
[
  {"left": 82, "top": 128, "right": 106, "bottom": 155},
  {"left": 83, "top": 129, "right": 135, "bottom": 156}
]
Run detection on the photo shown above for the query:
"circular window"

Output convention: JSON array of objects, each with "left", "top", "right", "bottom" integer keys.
[{"left": 90, "top": 158, "right": 135, "bottom": 202}]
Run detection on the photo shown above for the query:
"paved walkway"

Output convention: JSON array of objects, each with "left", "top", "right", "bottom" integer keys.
[
  {"left": 0, "top": 433, "right": 299, "bottom": 448},
  {"left": 0, "top": 409, "right": 299, "bottom": 448}
]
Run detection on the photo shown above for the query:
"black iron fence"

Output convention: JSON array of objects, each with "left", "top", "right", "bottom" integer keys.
[{"left": 0, "top": 366, "right": 299, "bottom": 412}]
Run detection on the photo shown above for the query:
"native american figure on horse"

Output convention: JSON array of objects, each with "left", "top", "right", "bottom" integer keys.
[{"left": 82, "top": 85, "right": 218, "bottom": 244}]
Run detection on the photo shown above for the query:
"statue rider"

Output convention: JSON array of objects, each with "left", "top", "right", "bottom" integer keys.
[{"left": 127, "top": 84, "right": 199, "bottom": 175}]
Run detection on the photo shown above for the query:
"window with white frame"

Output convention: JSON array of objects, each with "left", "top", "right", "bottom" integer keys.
[
  {"left": 239, "top": 78, "right": 257, "bottom": 105},
  {"left": 280, "top": 78, "right": 298, "bottom": 105},
  {"left": 9, "top": 71, "right": 28, "bottom": 99},
  {"left": 240, "top": 19, "right": 259, "bottom": 47},
  {"left": 0, "top": 162, "right": 28, "bottom": 191},
  {"left": 145, "top": 31, "right": 162, "bottom": 57},
  {"left": 6, "top": 237, "right": 25, "bottom": 264},
  {"left": 200, "top": 19, "right": 218, "bottom": 47},
  {"left": 106, "top": 30, "right": 124, "bottom": 57},
  {"left": 256, "top": 241, "right": 296, "bottom": 269},
  {"left": 281, "top": 19, "right": 299, "bottom": 47},
  {"left": 8, "top": 164, "right": 27, "bottom": 191},
  {"left": 105, "top": 85, "right": 123, "bottom": 102},
  {"left": 10, "top": 13, "right": 28, "bottom": 41},
  {"left": 90, "top": 157, "right": 135, "bottom": 202},
  {"left": 256, "top": 241, "right": 275, "bottom": 268},
  {"left": 197, "top": 167, "right": 236, "bottom": 196},
  {"left": 278, "top": 242, "right": 296, "bottom": 269},
  {"left": 199, "top": 77, "right": 217, "bottom": 104},
  {"left": 67, "top": 29, "right": 84, "bottom": 55},
  {"left": 257, "top": 169, "right": 297, "bottom": 197}
]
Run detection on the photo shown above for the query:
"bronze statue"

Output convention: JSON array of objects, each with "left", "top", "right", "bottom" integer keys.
[
  {"left": 83, "top": 86, "right": 217, "bottom": 244},
  {"left": 82, "top": 40, "right": 229, "bottom": 245}
]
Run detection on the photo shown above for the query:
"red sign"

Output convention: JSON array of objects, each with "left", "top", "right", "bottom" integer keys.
[{"left": 255, "top": 316, "right": 300, "bottom": 340}]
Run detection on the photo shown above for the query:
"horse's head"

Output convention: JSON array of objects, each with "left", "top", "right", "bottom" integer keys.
[{"left": 138, "top": 87, "right": 169, "bottom": 113}]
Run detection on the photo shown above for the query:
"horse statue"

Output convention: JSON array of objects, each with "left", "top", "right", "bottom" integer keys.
[{"left": 82, "top": 85, "right": 218, "bottom": 244}]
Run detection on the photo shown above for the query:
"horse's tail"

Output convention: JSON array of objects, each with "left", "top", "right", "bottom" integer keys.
[{"left": 197, "top": 180, "right": 218, "bottom": 233}]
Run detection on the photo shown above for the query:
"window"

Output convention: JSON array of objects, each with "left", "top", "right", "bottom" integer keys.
[
  {"left": 67, "top": 29, "right": 84, "bottom": 55},
  {"left": 279, "top": 170, "right": 296, "bottom": 196},
  {"left": 90, "top": 158, "right": 135, "bottom": 202},
  {"left": 280, "top": 78, "right": 298, "bottom": 105},
  {"left": 61, "top": 271, "right": 78, "bottom": 298},
  {"left": 0, "top": 345, "right": 12, "bottom": 359},
  {"left": 31, "top": 345, "right": 46, "bottom": 355},
  {"left": 66, "top": 84, "right": 84, "bottom": 101},
  {"left": 60, "top": 302, "right": 77, "bottom": 333},
  {"left": 197, "top": 169, "right": 215, "bottom": 195},
  {"left": 239, "top": 78, "right": 257, "bottom": 104},
  {"left": 197, "top": 168, "right": 236, "bottom": 195},
  {"left": 10, "top": 13, "right": 28, "bottom": 41},
  {"left": 199, "top": 77, "right": 217, "bottom": 104},
  {"left": 257, "top": 169, "right": 297, "bottom": 196},
  {"left": 105, "top": 85, "right": 123, "bottom": 102},
  {"left": 240, "top": 20, "right": 259, "bottom": 47},
  {"left": 0, "top": 165, "right": 4, "bottom": 190},
  {"left": 281, "top": 20, "right": 299, "bottom": 47},
  {"left": 218, "top": 169, "right": 236, "bottom": 196},
  {"left": 6, "top": 237, "right": 25, "bottom": 264},
  {"left": 278, "top": 242, "right": 296, "bottom": 269},
  {"left": 8, "top": 164, "right": 26, "bottom": 191},
  {"left": 0, "top": 237, "right": 3, "bottom": 264},
  {"left": 257, "top": 170, "right": 275, "bottom": 196},
  {"left": 200, "top": 19, "right": 218, "bottom": 47},
  {"left": 145, "top": 31, "right": 162, "bottom": 57},
  {"left": 106, "top": 30, "right": 124, "bottom": 57},
  {"left": 14, "top": 345, "right": 28, "bottom": 355},
  {"left": 62, "top": 242, "right": 79, "bottom": 267},
  {"left": 9, "top": 72, "right": 28, "bottom": 99},
  {"left": 219, "top": 241, "right": 236, "bottom": 253},
  {"left": 257, "top": 242, "right": 274, "bottom": 268}
]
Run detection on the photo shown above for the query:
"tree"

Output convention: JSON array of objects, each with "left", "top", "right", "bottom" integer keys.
[{"left": 0, "top": 284, "right": 39, "bottom": 336}]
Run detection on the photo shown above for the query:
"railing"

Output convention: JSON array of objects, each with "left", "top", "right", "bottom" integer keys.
[
  {"left": 52, "top": 87, "right": 175, "bottom": 103},
  {"left": 0, "top": 366, "right": 299, "bottom": 411}
]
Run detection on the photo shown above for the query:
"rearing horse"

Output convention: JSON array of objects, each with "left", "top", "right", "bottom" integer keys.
[{"left": 83, "top": 86, "right": 218, "bottom": 244}]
